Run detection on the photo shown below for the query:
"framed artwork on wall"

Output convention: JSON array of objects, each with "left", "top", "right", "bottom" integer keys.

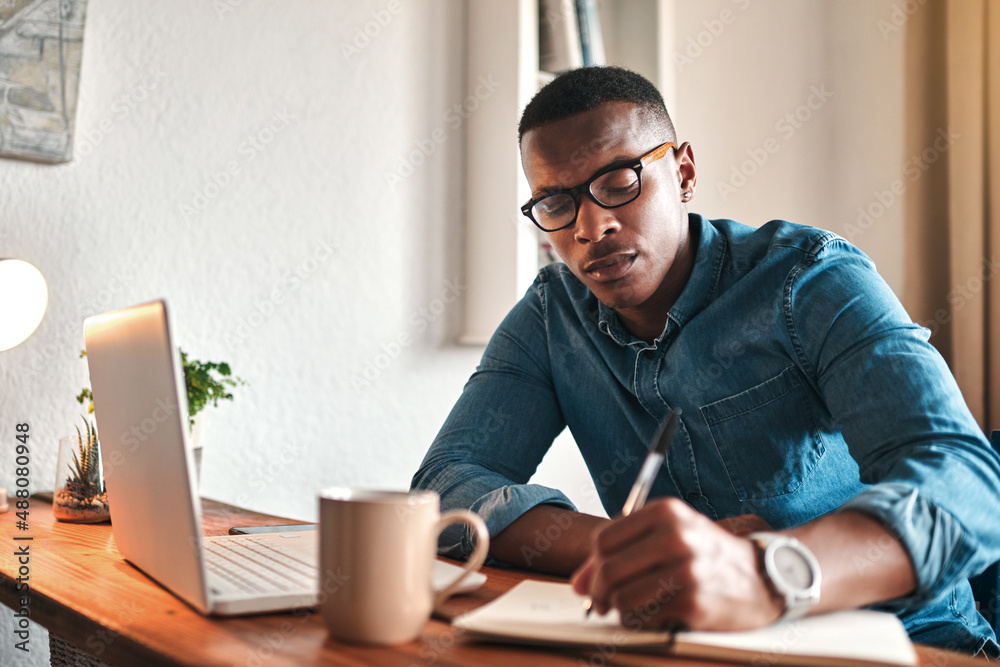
[{"left": 0, "top": 0, "right": 88, "bottom": 164}]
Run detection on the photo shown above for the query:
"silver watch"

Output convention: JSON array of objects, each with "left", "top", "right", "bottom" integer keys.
[{"left": 749, "top": 532, "right": 821, "bottom": 623}]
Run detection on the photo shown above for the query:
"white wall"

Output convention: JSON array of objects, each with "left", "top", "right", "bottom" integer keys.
[
  {"left": 674, "top": 0, "right": 907, "bottom": 292},
  {"left": 0, "top": 0, "right": 490, "bottom": 516},
  {"left": 0, "top": 1, "right": 527, "bottom": 662}
]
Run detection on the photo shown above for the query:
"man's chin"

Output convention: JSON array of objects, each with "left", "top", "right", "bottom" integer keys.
[{"left": 588, "top": 282, "right": 643, "bottom": 312}]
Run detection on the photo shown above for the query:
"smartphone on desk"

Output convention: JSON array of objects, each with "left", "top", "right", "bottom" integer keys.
[{"left": 228, "top": 523, "right": 318, "bottom": 535}]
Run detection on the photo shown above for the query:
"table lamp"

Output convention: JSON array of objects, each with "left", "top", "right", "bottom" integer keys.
[{"left": 0, "top": 259, "right": 49, "bottom": 512}]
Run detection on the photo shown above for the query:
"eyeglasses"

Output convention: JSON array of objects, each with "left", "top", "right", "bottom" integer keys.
[{"left": 520, "top": 141, "right": 675, "bottom": 232}]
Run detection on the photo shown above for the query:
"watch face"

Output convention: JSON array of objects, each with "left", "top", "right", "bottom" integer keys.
[{"left": 773, "top": 544, "right": 815, "bottom": 589}]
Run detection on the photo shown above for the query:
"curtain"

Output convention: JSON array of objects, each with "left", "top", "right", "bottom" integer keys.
[{"left": 903, "top": 0, "right": 1000, "bottom": 431}]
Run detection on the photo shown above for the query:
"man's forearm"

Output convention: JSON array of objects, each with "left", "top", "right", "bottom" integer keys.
[
  {"left": 489, "top": 505, "right": 610, "bottom": 575},
  {"left": 786, "top": 509, "right": 917, "bottom": 613}
]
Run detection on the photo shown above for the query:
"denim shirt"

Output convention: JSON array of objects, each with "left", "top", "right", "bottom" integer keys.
[{"left": 412, "top": 215, "right": 1000, "bottom": 654}]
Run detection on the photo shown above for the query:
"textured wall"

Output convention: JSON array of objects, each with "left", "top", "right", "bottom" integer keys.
[
  {"left": 674, "top": 0, "right": 906, "bottom": 291},
  {"left": 0, "top": 0, "right": 485, "bottom": 518},
  {"left": 0, "top": 2, "right": 600, "bottom": 663}
]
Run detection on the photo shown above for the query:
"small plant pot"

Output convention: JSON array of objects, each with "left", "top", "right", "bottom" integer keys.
[{"left": 53, "top": 435, "right": 110, "bottom": 523}]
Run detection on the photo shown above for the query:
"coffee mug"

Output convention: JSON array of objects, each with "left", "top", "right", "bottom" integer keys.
[{"left": 319, "top": 488, "right": 490, "bottom": 645}]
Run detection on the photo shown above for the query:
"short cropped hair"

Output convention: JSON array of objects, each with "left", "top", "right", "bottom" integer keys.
[{"left": 518, "top": 66, "right": 675, "bottom": 143}]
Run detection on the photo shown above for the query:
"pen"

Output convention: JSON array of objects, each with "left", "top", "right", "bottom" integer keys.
[{"left": 584, "top": 406, "right": 681, "bottom": 618}]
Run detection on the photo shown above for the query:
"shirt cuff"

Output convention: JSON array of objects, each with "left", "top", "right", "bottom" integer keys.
[
  {"left": 840, "top": 482, "right": 977, "bottom": 611},
  {"left": 436, "top": 483, "right": 577, "bottom": 563}
]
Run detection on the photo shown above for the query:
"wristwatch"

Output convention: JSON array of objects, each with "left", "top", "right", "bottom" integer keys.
[{"left": 748, "top": 532, "right": 822, "bottom": 623}]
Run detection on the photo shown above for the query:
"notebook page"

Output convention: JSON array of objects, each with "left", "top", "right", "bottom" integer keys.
[{"left": 453, "top": 580, "right": 917, "bottom": 667}]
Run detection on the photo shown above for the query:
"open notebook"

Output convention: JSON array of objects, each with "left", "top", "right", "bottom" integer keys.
[{"left": 452, "top": 581, "right": 917, "bottom": 667}]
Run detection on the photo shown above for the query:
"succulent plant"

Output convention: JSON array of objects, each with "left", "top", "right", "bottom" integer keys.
[{"left": 65, "top": 417, "right": 103, "bottom": 499}]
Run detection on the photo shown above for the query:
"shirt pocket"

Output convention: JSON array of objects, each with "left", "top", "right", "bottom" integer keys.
[{"left": 700, "top": 366, "right": 826, "bottom": 500}]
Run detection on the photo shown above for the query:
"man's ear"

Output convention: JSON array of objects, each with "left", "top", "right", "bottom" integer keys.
[{"left": 675, "top": 142, "right": 697, "bottom": 196}]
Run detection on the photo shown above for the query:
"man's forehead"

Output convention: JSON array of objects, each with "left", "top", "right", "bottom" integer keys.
[{"left": 520, "top": 103, "right": 657, "bottom": 184}]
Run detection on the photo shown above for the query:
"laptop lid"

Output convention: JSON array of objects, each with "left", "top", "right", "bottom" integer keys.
[{"left": 84, "top": 299, "right": 211, "bottom": 613}]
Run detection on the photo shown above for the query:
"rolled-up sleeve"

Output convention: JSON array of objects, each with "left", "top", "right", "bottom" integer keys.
[
  {"left": 411, "top": 280, "right": 575, "bottom": 561},
  {"left": 788, "top": 237, "right": 1000, "bottom": 610}
]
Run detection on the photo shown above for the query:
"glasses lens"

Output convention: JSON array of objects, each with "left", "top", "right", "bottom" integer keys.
[
  {"left": 531, "top": 193, "right": 576, "bottom": 231},
  {"left": 591, "top": 167, "right": 640, "bottom": 207}
]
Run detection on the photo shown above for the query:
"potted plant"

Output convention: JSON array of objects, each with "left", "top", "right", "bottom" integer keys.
[
  {"left": 53, "top": 417, "right": 110, "bottom": 523},
  {"left": 76, "top": 348, "right": 245, "bottom": 480}
]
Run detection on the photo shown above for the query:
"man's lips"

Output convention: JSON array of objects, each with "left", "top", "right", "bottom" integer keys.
[{"left": 583, "top": 252, "right": 636, "bottom": 282}]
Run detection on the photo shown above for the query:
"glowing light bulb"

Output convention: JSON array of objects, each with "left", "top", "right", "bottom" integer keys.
[{"left": 0, "top": 259, "right": 48, "bottom": 351}]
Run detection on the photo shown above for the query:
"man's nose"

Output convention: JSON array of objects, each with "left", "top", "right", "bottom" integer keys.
[{"left": 573, "top": 195, "right": 620, "bottom": 243}]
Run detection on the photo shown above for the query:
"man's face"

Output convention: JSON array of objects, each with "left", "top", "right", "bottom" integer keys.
[{"left": 520, "top": 102, "right": 695, "bottom": 321}]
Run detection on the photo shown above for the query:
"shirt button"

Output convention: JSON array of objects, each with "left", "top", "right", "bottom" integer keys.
[{"left": 686, "top": 492, "right": 699, "bottom": 503}]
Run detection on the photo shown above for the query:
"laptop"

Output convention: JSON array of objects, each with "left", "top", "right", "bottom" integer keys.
[
  {"left": 83, "top": 299, "right": 319, "bottom": 615},
  {"left": 84, "top": 299, "right": 485, "bottom": 616}
]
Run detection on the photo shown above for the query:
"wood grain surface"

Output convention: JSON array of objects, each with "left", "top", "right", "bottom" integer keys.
[{"left": 0, "top": 498, "right": 989, "bottom": 666}]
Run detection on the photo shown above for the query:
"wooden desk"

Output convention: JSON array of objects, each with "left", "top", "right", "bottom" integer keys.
[{"left": 0, "top": 498, "right": 987, "bottom": 666}]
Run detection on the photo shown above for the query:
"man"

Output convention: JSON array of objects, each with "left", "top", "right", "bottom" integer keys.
[{"left": 412, "top": 66, "right": 1000, "bottom": 654}]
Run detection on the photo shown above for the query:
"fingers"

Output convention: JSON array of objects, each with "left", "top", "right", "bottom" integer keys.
[
  {"left": 580, "top": 499, "right": 778, "bottom": 631},
  {"left": 594, "top": 496, "right": 699, "bottom": 555},
  {"left": 586, "top": 499, "right": 700, "bottom": 615},
  {"left": 570, "top": 556, "right": 595, "bottom": 595}
]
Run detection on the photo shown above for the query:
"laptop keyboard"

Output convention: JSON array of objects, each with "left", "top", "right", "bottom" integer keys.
[{"left": 204, "top": 536, "right": 317, "bottom": 598}]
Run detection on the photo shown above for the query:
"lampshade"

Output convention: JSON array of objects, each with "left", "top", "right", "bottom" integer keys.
[{"left": 0, "top": 259, "right": 48, "bottom": 351}]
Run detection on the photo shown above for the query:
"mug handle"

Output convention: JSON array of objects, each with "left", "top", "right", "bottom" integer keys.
[{"left": 432, "top": 509, "right": 490, "bottom": 607}]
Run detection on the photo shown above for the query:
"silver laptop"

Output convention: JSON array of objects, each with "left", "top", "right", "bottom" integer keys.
[
  {"left": 84, "top": 299, "right": 319, "bottom": 615},
  {"left": 84, "top": 299, "right": 485, "bottom": 616}
]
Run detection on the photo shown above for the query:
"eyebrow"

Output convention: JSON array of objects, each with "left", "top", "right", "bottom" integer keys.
[{"left": 531, "top": 153, "right": 639, "bottom": 199}]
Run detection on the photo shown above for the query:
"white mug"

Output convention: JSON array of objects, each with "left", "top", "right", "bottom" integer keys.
[{"left": 319, "top": 488, "right": 490, "bottom": 645}]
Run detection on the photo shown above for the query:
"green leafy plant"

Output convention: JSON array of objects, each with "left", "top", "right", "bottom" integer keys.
[
  {"left": 77, "top": 349, "right": 246, "bottom": 429},
  {"left": 66, "top": 417, "right": 102, "bottom": 498},
  {"left": 179, "top": 350, "right": 246, "bottom": 429}
]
